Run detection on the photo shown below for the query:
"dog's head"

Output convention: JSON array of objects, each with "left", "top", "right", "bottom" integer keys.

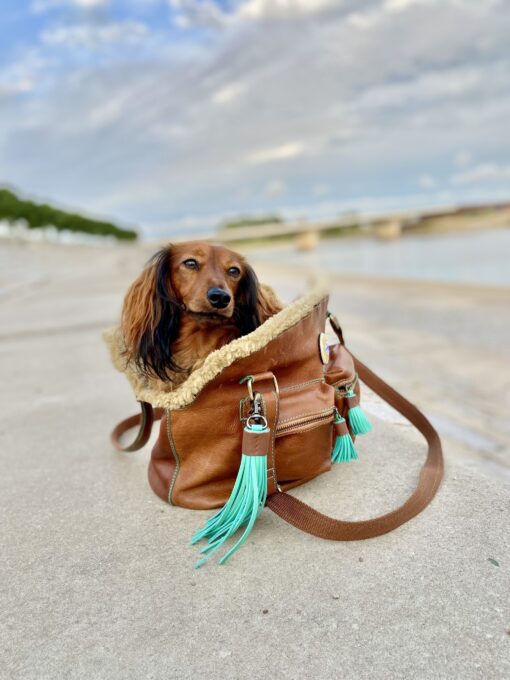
[{"left": 121, "top": 241, "right": 278, "bottom": 381}]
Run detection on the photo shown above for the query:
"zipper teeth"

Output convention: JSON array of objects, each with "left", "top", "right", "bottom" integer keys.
[
  {"left": 276, "top": 408, "right": 334, "bottom": 435},
  {"left": 166, "top": 410, "right": 180, "bottom": 506},
  {"left": 334, "top": 374, "right": 358, "bottom": 394}
]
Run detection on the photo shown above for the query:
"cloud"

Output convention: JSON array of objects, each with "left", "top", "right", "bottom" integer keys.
[
  {"left": 454, "top": 150, "right": 472, "bottom": 168},
  {"left": 235, "top": 0, "right": 339, "bottom": 22},
  {"left": 247, "top": 142, "right": 306, "bottom": 165},
  {"left": 451, "top": 162, "right": 510, "bottom": 186},
  {"left": 31, "top": 0, "right": 110, "bottom": 13},
  {"left": 168, "top": 0, "right": 228, "bottom": 28},
  {"left": 169, "top": 0, "right": 342, "bottom": 28},
  {"left": 418, "top": 174, "right": 437, "bottom": 190},
  {"left": 211, "top": 82, "right": 246, "bottom": 106},
  {"left": 264, "top": 179, "right": 286, "bottom": 197},
  {"left": 2, "top": 0, "right": 510, "bottom": 236},
  {"left": 384, "top": 0, "right": 437, "bottom": 12},
  {"left": 312, "top": 184, "right": 330, "bottom": 197},
  {"left": 0, "top": 80, "right": 33, "bottom": 96},
  {"left": 40, "top": 20, "right": 149, "bottom": 48},
  {"left": 0, "top": 51, "right": 49, "bottom": 97}
]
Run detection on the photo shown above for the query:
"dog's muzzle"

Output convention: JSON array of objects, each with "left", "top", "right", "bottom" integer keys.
[{"left": 207, "top": 288, "right": 231, "bottom": 309}]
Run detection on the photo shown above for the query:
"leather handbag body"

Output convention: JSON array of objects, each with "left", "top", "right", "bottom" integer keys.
[{"left": 107, "top": 292, "right": 443, "bottom": 566}]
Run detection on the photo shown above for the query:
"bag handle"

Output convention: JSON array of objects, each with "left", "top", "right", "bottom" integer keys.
[
  {"left": 110, "top": 402, "right": 163, "bottom": 452},
  {"left": 266, "top": 324, "right": 444, "bottom": 539}
]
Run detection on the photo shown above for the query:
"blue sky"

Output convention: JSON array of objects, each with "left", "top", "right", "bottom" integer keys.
[{"left": 1, "top": 0, "right": 510, "bottom": 238}]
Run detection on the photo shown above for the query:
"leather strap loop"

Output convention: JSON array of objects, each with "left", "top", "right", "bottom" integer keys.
[
  {"left": 110, "top": 402, "right": 164, "bottom": 452},
  {"left": 266, "top": 334, "right": 444, "bottom": 540},
  {"left": 255, "top": 373, "right": 280, "bottom": 495}
]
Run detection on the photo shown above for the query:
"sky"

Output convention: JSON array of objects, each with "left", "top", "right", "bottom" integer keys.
[{"left": 1, "top": 0, "right": 510, "bottom": 238}]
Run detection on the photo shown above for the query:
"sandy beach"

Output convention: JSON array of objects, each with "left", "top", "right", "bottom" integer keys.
[{"left": 1, "top": 238, "right": 509, "bottom": 679}]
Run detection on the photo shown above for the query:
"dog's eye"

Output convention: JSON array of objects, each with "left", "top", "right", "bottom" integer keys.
[
  {"left": 227, "top": 266, "right": 241, "bottom": 277},
  {"left": 183, "top": 259, "right": 199, "bottom": 270}
]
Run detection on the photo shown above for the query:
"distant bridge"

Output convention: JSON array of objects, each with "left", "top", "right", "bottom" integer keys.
[
  {"left": 170, "top": 202, "right": 510, "bottom": 245},
  {"left": 208, "top": 205, "right": 458, "bottom": 243}
]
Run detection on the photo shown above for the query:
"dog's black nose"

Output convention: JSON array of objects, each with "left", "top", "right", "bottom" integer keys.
[{"left": 207, "top": 287, "right": 231, "bottom": 309}]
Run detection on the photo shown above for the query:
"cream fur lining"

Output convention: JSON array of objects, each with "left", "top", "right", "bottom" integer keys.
[{"left": 104, "top": 283, "right": 328, "bottom": 410}]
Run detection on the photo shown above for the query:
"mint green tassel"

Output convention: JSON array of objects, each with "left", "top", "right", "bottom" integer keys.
[
  {"left": 346, "top": 390, "right": 372, "bottom": 435},
  {"left": 191, "top": 423, "right": 268, "bottom": 568},
  {"left": 331, "top": 414, "right": 358, "bottom": 463}
]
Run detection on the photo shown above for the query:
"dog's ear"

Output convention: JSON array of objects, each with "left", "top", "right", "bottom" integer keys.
[
  {"left": 121, "top": 247, "right": 181, "bottom": 380},
  {"left": 234, "top": 263, "right": 261, "bottom": 335},
  {"left": 256, "top": 283, "right": 282, "bottom": 323}
]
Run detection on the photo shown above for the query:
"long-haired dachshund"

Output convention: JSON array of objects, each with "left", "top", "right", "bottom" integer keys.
[{"left": 121, "top": 241, "right": 282, "bottom": 385}]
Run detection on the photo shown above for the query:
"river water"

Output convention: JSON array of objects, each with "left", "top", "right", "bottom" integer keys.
[{"left": 253, "top": 227, "right": 510, "bottom": 287}]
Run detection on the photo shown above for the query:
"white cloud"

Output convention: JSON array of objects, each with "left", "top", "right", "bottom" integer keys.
[
  {"left": 264, "top": 179, "right": 286, "bottom": 197},
  {"left": 313, "top": 184, "right": 330, "bottom": 196},
  {"left": 419, "top": 174, "right": 437, "bottom": 189},
  {"left": 31, "top": 0, "right": 110, "bottom": 13},
  {"left": 0, "top": 52, "right": 48, "bottom": 97},
  {"left": 169, "top": 0, "right": 228, "bottom": 28},
  {"left": 0, "top": 80, "right": 34, "bottom": 96},
  {"left": 247, "top": 142, "right": 306, "bottom": 165},
  {"left": 346, "top": 10, "right": 380, "bottom": 30},
  {"left": 211, "top": 82, "right": 245, "bottom": 106},
  {"left": 236, "top": 0, "right": 338, "bottom": 22},
  {"left": 3, "top": 0, "right": 510, "bottom": 235},
  {"left": 451, "top": 162, "right": 510, "bottom": 185},
  {"left": 384, "top": 0, "right": 438, "bottom": 13},
  {"left": 454, "top": 150, "right": 472, "bottom": 168},
  {"left": 169, "top": 0, "right": 341, "bottom": 28},
  {"left": 40, "top": 21, "right": 148, "bottom": 48}
]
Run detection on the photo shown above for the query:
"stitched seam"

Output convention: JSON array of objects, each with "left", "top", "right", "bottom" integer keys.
[
  {"left": 272, "top": 392, "right": 279, "bottom": 486},
  {"left": 278, "top": 406, "right": 333, "bottom": 424},
  {"left": 166, "top": 410, "right": 180, "bottom": 505},
  {"left": 261, "top": 394, "right": 278, "bottom": 484},
  {"left": 280, "top": 377, "right": 324, "bottom": 393},
  {"left": 277, "top": 418, "right": 333, "bottom": 437}
]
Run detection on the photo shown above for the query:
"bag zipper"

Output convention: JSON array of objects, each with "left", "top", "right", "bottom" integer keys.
[
  {"left": 243, "top": 393, "right": 336, "bottom": 437},
  {"left": 333, "top": 373, "right": 358, "bottom": 395},
  {"left": 275, "top": 407, "right": 335, "bottom": 437}
]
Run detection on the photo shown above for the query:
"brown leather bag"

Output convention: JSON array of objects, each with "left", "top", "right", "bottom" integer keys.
[{"left": 108, "top": 293, "right": 443, "bottom": 567}]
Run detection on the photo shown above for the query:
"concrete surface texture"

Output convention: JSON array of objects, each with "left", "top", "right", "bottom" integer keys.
[{"left": 1, "top": 240, "right": 509, "bottom": 680}]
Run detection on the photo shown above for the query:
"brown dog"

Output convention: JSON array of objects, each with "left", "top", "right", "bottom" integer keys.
[{"left": 121, "top": 241, "right": 281, "bottom": 385}]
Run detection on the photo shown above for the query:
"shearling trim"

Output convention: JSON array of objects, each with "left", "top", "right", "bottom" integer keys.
[{"left": 104, "top": 282, "right": 328, "bottom": 410}]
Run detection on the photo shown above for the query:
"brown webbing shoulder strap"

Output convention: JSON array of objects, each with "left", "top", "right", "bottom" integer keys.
[
  {"left": 110, "top": 402, "right": 164, "bottom": 452},
  {"left": 266, "top": 353, "right": 444, "bottom": 540}
]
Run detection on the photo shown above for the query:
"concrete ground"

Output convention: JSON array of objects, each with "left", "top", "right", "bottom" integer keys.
[{"left": 1, "top": 240, "right": 509, "bottom": 680}]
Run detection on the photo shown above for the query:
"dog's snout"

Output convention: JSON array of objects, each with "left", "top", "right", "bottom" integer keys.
[{"left": 207, "top": 287, "right": 231, "bottom": 309}]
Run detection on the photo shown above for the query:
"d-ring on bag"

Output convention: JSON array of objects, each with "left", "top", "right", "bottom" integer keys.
[{"left": 105, "top": 289, "right": 443, "bottom": 568}]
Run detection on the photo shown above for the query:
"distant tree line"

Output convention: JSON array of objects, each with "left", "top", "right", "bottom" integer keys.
[
  {"left": 221, "top": 215, "right": 283, "bottom": 230},
  {"left": 0, "top": 188, "right": 137, "bottom": 241}
]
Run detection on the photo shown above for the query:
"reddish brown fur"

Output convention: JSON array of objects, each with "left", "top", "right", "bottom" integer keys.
[
  {"left": 121, "top": 263, "right": 161, "bottom": 364},
  {"left": 121, "top": 241, "right": 281, "bottom": 384}
]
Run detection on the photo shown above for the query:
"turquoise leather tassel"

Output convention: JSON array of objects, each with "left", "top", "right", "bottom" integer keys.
[
  {"left": 345, "top": 389, "right": 371, "bottom": 435},
  {"left": 191, "top": 421, "right": 269, "bottom": 568},
  {"left": 331, "top": 413, "right": 358, "bottom": 463}
]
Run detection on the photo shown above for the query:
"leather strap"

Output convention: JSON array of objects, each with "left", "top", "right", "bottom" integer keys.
[
  {"left": 266, "top": 349, "right": 444, "bottom": 540},
  {"left": 251, "top": 371, "right": 280, "bottom": 495},
  {"left": 110, "top": 402, "right": 164, "bottom": 452}
]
